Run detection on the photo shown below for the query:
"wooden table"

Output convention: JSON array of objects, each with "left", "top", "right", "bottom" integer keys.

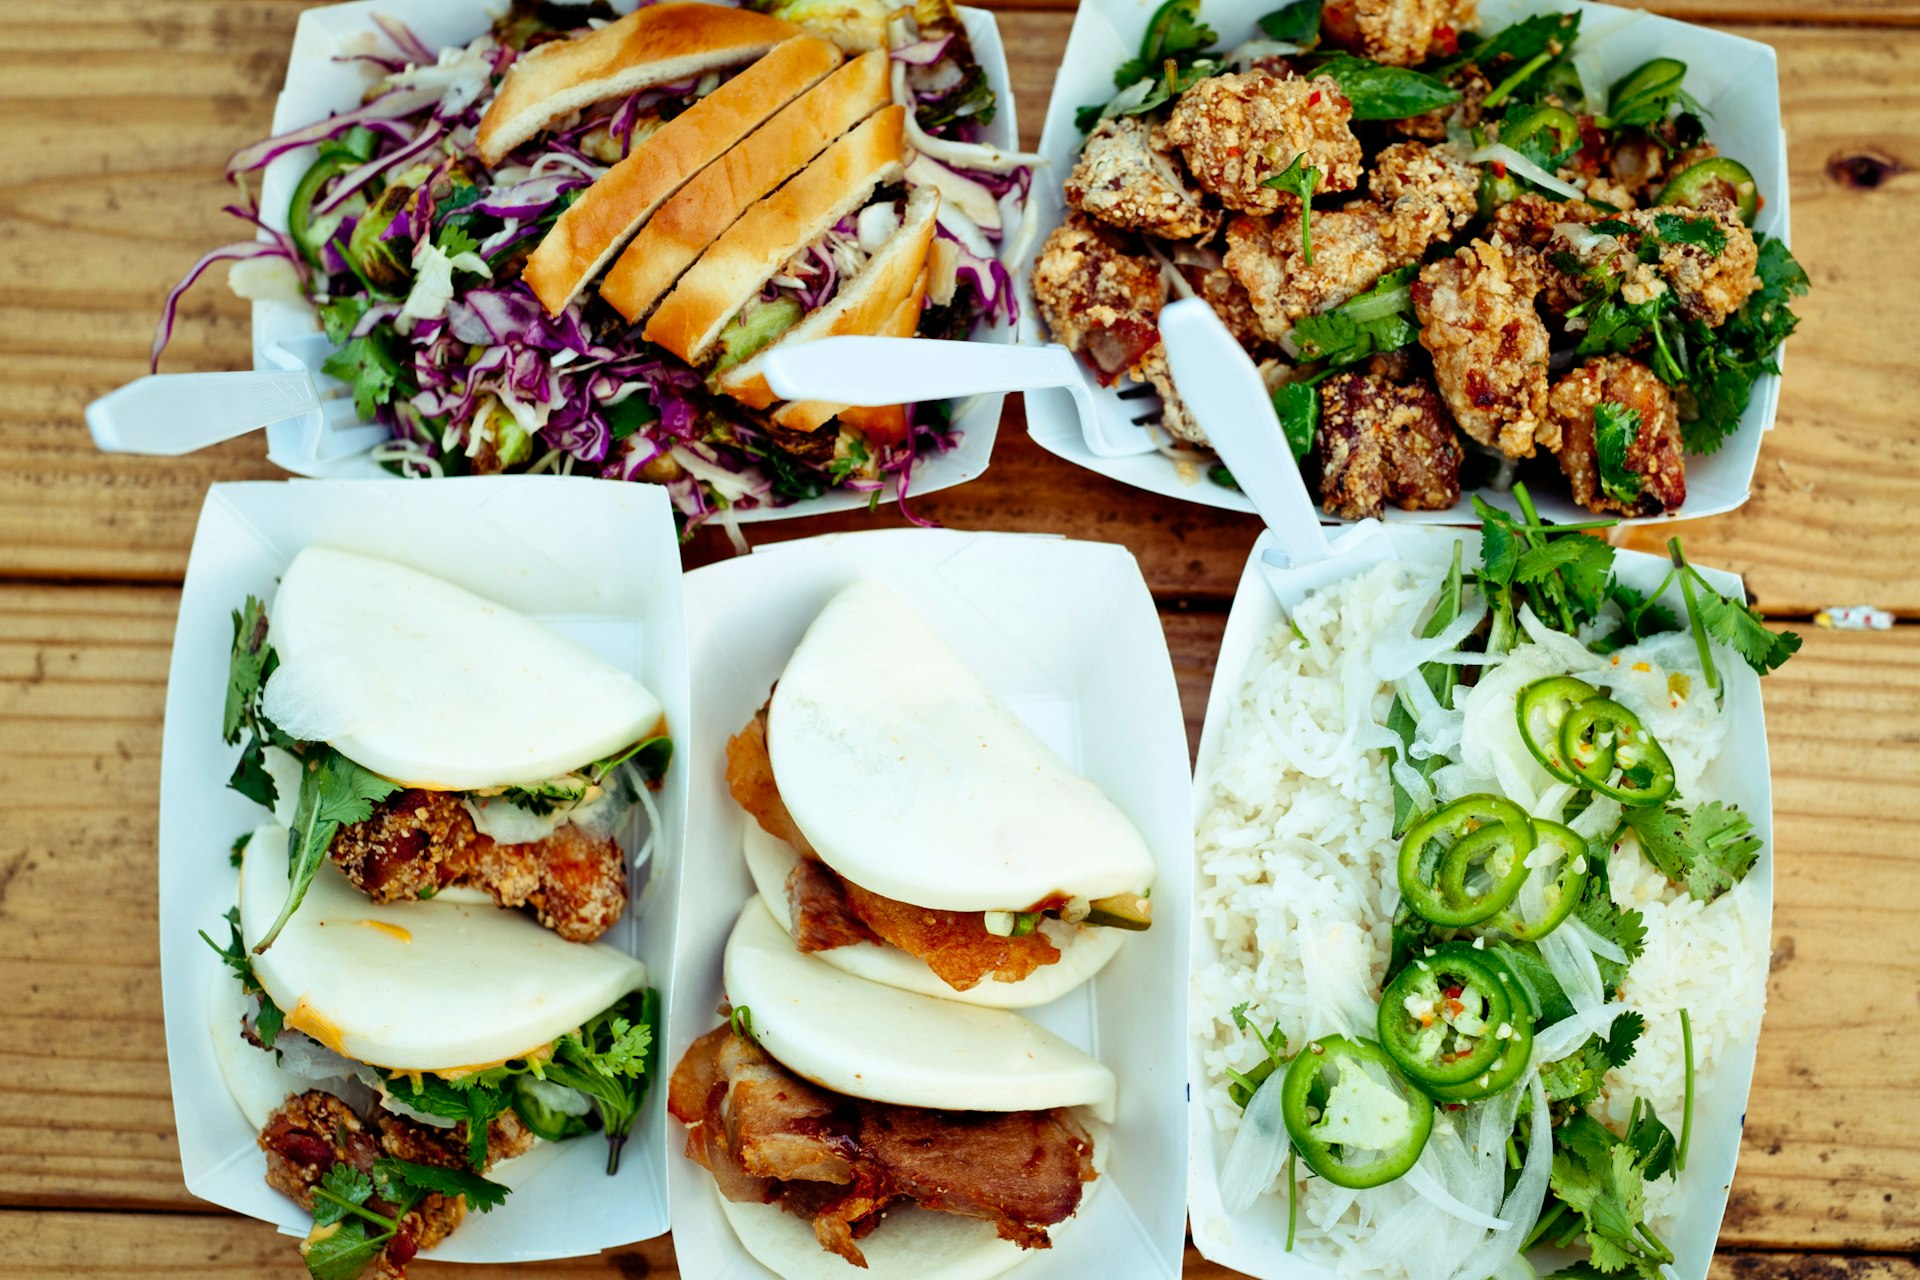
[{"left": 2, "top": 0, "right": 1916, "bottom": 1275}]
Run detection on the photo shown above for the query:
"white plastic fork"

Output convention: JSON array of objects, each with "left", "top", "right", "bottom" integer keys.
[
  {"left": 1158, "top": 297, "right": 1391, "bottom": 599},
  {"left": 758, "top": 336, "right": 1159, "bottom": 459},
  {"left": 85, "top": 336, "right": 387, "bottom": 472}
]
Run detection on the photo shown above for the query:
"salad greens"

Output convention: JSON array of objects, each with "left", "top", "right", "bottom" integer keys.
[{"left": 302, "top": 1157, "right": 509, "bottom": 1280}]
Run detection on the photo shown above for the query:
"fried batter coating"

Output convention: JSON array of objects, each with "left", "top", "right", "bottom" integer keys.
[
  {"left": 1626, "top": 201, "right": 1759, "bottom": 326},
  {"left": 1065, "top": 116, "right": 1221, "bottom": 240},
  {"left": 1323, "top": 0, "right": 1477, "bottom": 66},
  {"left": 1394, "top": 69, "right": 1488, "bottom": 141},
  {"left": 1540, "top": 201, "right": 1758, "bottom": 327},
  {"left": 1030, "top": 212, "right": 1165, "bottom": 384},
  {"left": 1370, "top": 141, "right": 1479, "bottom": 227},
  {"left": 1548, "top": 356, "right": 1686, "bottom": 516},
  {"left": 1187, "top": 263, "right": 1268, "bottom": 351},
  {"left": 1315, "top": 372, "right": 1464, "bottom": 519},
  {"left": 669, "top": 1026, "right": 1096, "bottom": 1268},
  {"left": 1492, "top": 191, "right": 1608, "bottom": 249},
  {"left": 1413, "top": 235, "right": 1556, "bottom": 457},
  {"left": 1136, "top": 343, "right": 1207, "bottom": 446},
  {"left": 1164, "top": 72, "right": 1363, "bottom": 215},
  {"left": 329, "top": 790, "right": 627, "bottom": 943},
  {"left": 259, "top": 1091, "right": 529, "bottom": 1279}
]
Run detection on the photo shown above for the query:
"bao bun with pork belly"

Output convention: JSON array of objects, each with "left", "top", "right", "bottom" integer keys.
[
  {"left": 670, "top": 897, "right": 1111, "bottom": 1280},
  {"left": 726, "top": 580, "right": 1156, "bottom": 1007}
]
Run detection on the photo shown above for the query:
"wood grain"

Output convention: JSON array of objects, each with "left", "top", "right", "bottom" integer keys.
[
  {"left": 2, "top": 584, "right": 1915, "bottom": 1253},
  {"left": 0, "top": 15, "right": 1914, "bottom": 612}
]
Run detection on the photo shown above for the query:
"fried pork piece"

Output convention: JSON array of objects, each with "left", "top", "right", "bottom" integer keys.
[
  {"left": 260, "top": 1091, "right": 531, "bottom": 1280},
  {"left": 1548, "top": 356, "right": 1686, "bottom": 516},
  {"left": 329, "top": 790, "right": 628, "bottom": 943},
  {"left": 669, "top": 1026, "right": 1097, "bottom": 1268},
  {"left": 1224, "top": 142, "right": 1477, "bottom": 342},
  {"left": 1323, "top": 0, "right": 1477, "bottom": 66},
  {"left": 1315, "top": 372, "right": 1463, "bottom": 519},
  {"left": 1065, "top": 117, "right": 1221, "bottom": 240},
  {"left": 1413, "top": 236, "right": 1556, "bottom": 457},
  {"left": 1031, "top": 213, "right": 1165, "bottom": 384},
  {"left": 726, "top": 711, "right": 1063, "bottom": 989},
  {"left": 1164, "top": 72, "right": 1363, "bottom": 215}
]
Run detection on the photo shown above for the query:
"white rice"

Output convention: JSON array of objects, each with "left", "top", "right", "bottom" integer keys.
[{"left": 1193, "top": 559, "right": 1765, "bottom": 1275}]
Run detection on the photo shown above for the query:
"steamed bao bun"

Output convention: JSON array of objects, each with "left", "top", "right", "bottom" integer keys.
[{"left": 756, "top": 580, "right": 1156, "bottom": 1006}]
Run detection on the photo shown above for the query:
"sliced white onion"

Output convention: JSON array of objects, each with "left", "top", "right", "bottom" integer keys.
[
  {"left": 1371, "top": 598, "right": 1489, "bottom": 682},
  {"left": 893, "top": 60, "right": 1043, "bottom": 173},
  {"left": 1404, "top": 1158, "right": 1512, "bottom": 1231},
  {"left": 1453, "top": 1073, "right": 1551, "bottom": 1280},
  {"left": 856, "top": 201, "right": 903, "bottom": 252},
  {"left": 1467, "top": 142, "right": 1586, "bottom": 202},
  {"left": 1568, "top": 794, "right": 1623, "bottom": 844},
  {"left": 673, "top": 445, "right": 758, "bottom": 503},
  {"left": 934, "top": 201, "right": 994, "bottom": 258},
  {"left": 1217, "top": 1068, "right": 1291, "bottom": 1214},
  {"left": 1226, "top": 37, "right": 1307, "bottom": 69},
  {"left": 905, "top": 152, "right": 1000, "bottom": 230},
  {"left": 1539, "top": 921, "right": 1619, "bottom": 1041},
  {"left": 1566, "top": 914, "right": 1630, "bottom": 965}
]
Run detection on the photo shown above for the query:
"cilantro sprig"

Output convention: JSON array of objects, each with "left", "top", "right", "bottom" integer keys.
[
  {"left": 1224, "top": 1001, "right": 1292, "bottom": 1107},
  {"left": 1667, "top": 537, "right": 1802, "bottom": 691},
  {"left": 1593, "top": 400, "right": 1645, "bottom": 509},
  {"left": 224, "top": 596, "right": 292, "bottom": 810},
  {"left": 1623, "top": 800, "right": 1762, "bottom": 901},
  {"left": 1262, "top": 152, "right": 1323, "bottom": 265},
  {"left": 303, "top": 1157, "right": 508, "bottom": 1280},
  {"left": 254, "top": 747, "right": 401, "bottom": 954},
  {"left": 200, "top": 905, "right": 285, "bottom": 1047},
  {"left": 1531, "top": 1107, "right": 1679, "bottom": 1277}
]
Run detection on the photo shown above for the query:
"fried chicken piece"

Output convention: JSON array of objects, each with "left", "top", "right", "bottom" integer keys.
[
  {"left": 1065, "top": 116, "right": 1220, "bottom": 240},
  {"left": 1223, "top": 143, "right": 1475, "bottom": 343},
  {"left": 728, "top": 710, "right": 1065, "bottom": 989},
  {"left": 1624, "top": 201, "right": 1759, "bottom": 326},
  {"left": 1539, "top": 216, "right": 1666, "bottom": 316},
  {"left": 1394, "top": 69, "right": 1488, "bottom": 141},
  {"left": 1323, "top": 0, "right": 1477, "bottom": 66},
  {"left": 1548, "top": 356, "right": 1686, "bottom": 516},
  {"left": 329, "top": 790, "right": 628, "bottom": 943},
  {"left": 1030, "top": 212, "right": 1166, "bottom": 384},
  {"left": 1492, "top": 192, "right": 1608, "bottom": 249},
  {"left": 260, "top": 1091, "right": 524, "bottom": 1280},
  {"left": 1186, "top": 264, "right": 1268, "bottom": 350},
  {"left": 1413, "top": 236, "right": 1556, "bottom": 457},
  {"left": 840, "top": 879, "right": 1062, "bottom": 991},
  {"left": 1164, "top": 72, "right": 1363, "bottom": 215},
  {"left": 670, "top": 1027, "right": 1096, "bottom": 1269},
  {"left": 1136, "top": 343, "right": 1207, "bottom": 446},
  {"left": 787, "top": 855, "right": 882, "bottom": 952},
  {"left": 1315, "top": 372, "right": 1463, "bottom": 519}
]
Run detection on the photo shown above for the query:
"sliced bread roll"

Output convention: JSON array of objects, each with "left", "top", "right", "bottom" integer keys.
[
  {"left": 600, "top": 50, "right": 892, "bottom": 322},
  {"left": 476, "top": 2, "right": 799, "bottom": 165},
  {"left": 643, "top": 105, "right": 907, "bottom": 364},
  {"left": 770, "top": 275, "right": 928, "bottom": 441},
  {"left": 725, "top": 184, "right": 939, "bottom": 417},
  {"left": 523, "top": 35, "right": 842, "bottom": 315}
]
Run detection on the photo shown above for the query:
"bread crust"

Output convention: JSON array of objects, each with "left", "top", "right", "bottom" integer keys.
[
  {"left": 723, "top": 186, "right": 940, "bottom": 414},
  {"left": 523, "top": 35, "right": 842, "bottom": 315},
  {"left": 771, "top": 278, "right": 926, "bottom": 443},
  {"left": 476, "top": 3, "right": 799, "bottom": 165},
  {"left": 643, "top": 106, "right": 908, "bottom": 365},
  {"left": 600, "top": 49, "right": 892, "bottom": 322}
]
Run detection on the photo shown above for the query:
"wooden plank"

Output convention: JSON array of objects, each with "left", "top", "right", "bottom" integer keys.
[
  {"left": 0, "top": 1210, "right": 1916, "bottom": 1280},
  {"left": 2, "top": 584, "right": 1916, "bottom": 1246},
  {"left": 0, "top": 20, "right": 1911, "bottom": 610}
]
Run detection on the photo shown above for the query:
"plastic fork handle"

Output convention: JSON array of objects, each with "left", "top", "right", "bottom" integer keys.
[
  {"left": 85, "top": 370, "right": 320, "bottom": 457},
  {"left": 1159, "top": 298, "right": 1331, "bottom": 567},
  {"left": 759, "top": 337, "right": 1081, "bottom": 406}
]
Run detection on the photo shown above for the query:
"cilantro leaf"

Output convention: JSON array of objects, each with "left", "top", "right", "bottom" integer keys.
[
  {"left": 1625, "top": 801, "right": 1762, "bottom": 901},
  {"left": 1474, "top": 497, "right": 1521, "bottom": 587},
  {"left": 435, "top": 224, "right": 481, "bottom": 259},
  {"left": 1257, "top": 0, "right": 1320, "bottom": 44},
  {"left": 1114, "top": 0, "right": 1215, "bottom": 87},
  {"left": 230, "top": 829, "right": 253, "bottom": 869},
  {"left": 1696, "top": 578, "right": 1802, "bottom": 674},
  {"left": 1288, "top": 264, "right": 1419, "bottom": 367},
  {"left": 1435, "top": 11, "right": 1580, "bottom": 80},
  {"left": 321, "top": 332, "right": 406, "bottom": 421},
  {"left": 538, "top": 989, "right": 660, "bottom": 1174},
  {"left": 1605, "top": 1009, "right": 1647, "bottom": 1068},
  {"left": 1672, "top": 236, "right": 1808, "bottom": 454},
  {"left": 200, "top": 905, "right": 286, "bottom": 1047},
  {"left": 1650, "top": 211, "right": 1727, "bottom": 255},
  {"left": 380, "top": 1071, "right": 514, "bottom": 1173},
  {"left": 301, "top": 1219, "right": 386, "bottom": 1280},
  {"left": 253, "top": 749, "right": 401, "bottom": 954},
  {"left": 312, "top": 1164, "right": 375, "bottom": 1229},
  {"left": 1593, "top": 400, "right": 1645, "bottom": 508},
  {"left": 372, "top": 1158, "right": 510, "bottom": 1213},
  {"left": 1548, "top": 1112, "right": 1675, "bottom": 1280},
  {"left": 604, "top": 395, "right": 660, "bottom": 444},
  {"left": 230, "top": 739, "right": 279, "bottom": 810},
  {"left": 1595, "top": 581, "right": 1680, "bottom": 654},
  {"left": 317, "top": 297, "right": 370, "bottom": 347},
  {"left": 224, "top": 598, "right": 274, "bottom": 744},
  {"left": 1262, "top": 152, "right": 1323, "bottom": 264}
]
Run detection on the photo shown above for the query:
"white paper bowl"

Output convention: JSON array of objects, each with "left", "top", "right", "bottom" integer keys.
[
  {"left": 249, "top": 0, "right": 1019, "bottom": 517},
  {"left": 1185, "top": 526, "right": 1772, "bottom": 1280},
  {"left": 158, "top": 477, "right": 690, "bottom": 1259},
  {"left": 668, "top": 528, "right": 1192, "bottom": 1279},
  {"left": 1017, "top": 0, "right": 1790, "bottom": 524}
]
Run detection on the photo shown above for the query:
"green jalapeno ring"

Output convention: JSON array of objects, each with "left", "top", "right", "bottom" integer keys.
[
  {"left": 1423, "top": 1015, "right": 1536, "bottom": 1102},
  {"left": 1491, "top": 819, "right": 1592, "bottom": 943},
  {"left": 1559, "top": 697, "right": 1677, "bottom": 805},
  {"left": 1503, "top": 105, "right": 1581, "bottom": 157},
  {"left": 1607, "top": 57, "right": 1688, "bottom": 119},
  {"left": 1437, "top": 825, "right": 1533, "bottom": 923},
  {"left": 1398, "top": 795, "right": 1538, "bottom": 928},
  {"left": 1281, "top": 1035, "right": 1434, "bottom": 1190},
  {"left": 1377, "top": 943, "right": 1517, "bottom": 1087},
  {"left": 1657, "top": 156, "right": 1760, "bottom": 226},
  {"left": 1516, "top": 676, "right": 1599, "bottom": 784}
]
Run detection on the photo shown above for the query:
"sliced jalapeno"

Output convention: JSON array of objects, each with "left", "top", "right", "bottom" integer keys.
[
  {"left": 1492, "top": 820, "right": 1591, "bottom": 942},
  {"left": 1657, "top": 156, "right": 1760, "bottom": 226},
  {"left": 287, "top": 126, "right": 378, "bottom": 271},
  {"left": 1399, "top": 795, "right": 1537, "bottom": 927},
  {"left": 1607, "top": 58, "right": 1688, "bottom": 125},
  {"left": 1516, "top": 676, "right": 1600, "bottom": 784},
  {"left": 1282, "top": 1035, "right": 1434, "bottom": 1189},
  {"left": 1377, "top": 943, "right": 1518, "bottom": 1089},
  {"left": 1503, "top": 105, "right": 1580, "bottom": 157},
  {"left": 1559, "top": 697, "right": 1676, "bottom": 805},
  {"left": 1423, "top": 1014, "right": 1536, "bottom": 1102}
]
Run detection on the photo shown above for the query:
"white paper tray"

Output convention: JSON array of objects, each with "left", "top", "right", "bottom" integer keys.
[
  {"left": 157, "top": 477, "right": 691, "bottom": 1259},
  {"left": 1017, "top": 0, "right": 1790, "bottom": 524},
  {"left": 250, "top": 0, "right": 1019, "bottom": 516},
  {"left": 668, "top": 528, "right": 1193, "bottom": 1278},
  {"left": 1186, "top": 525, "right": 1772, "bottom": 1280}
]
